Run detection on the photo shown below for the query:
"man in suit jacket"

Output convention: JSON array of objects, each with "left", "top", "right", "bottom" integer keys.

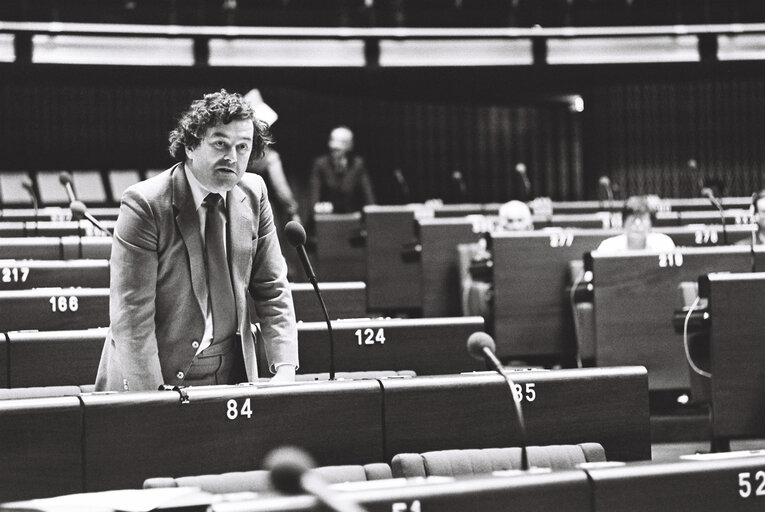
[
  {"left": 95, "top": 90, "right": 298, "bottom": 391},
  {"left": 308, "top": 126, "right": 376, "bottom": 218}
]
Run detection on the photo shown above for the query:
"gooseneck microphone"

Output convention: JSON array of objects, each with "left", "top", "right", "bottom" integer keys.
[
  {"left": 515, "top": 163, "right": 532, "bottom": 199},
  {"left": 467, "top": 332, "right": 529, "bottom": 471},
  {"left": 70, "top": 200, "right": 112, "bottom": 237},
  {"left": 58, "top": 171, "right": 77, "bottom": 204},
  {"left": 58, "top": 171, "right": 111, "bottom": 236},
  {"left": 265, "top": 447, "right": 368, "bottom": 512},
  {"left": 393, "top": 169, "right": 410, "bottom": 204},
  {"left": 452, "top": 170, "right": 467, "bottom": 203},
  {"left": 598, "top": 176, "right": 613, "bottom": 205},
  {"left": 751, "top": 192, "right": 758, "bottom": 273},
  {"left": 702, "top": 187, "right": 728, "bottom": 245},
  {"left": 21, "top": 176, "right": 38, "bottom": 216},
  {"left": 285, "top": 221, "right": 335, "bottom": 380}
]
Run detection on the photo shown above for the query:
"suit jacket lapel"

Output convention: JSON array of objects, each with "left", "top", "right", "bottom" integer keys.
[{"left": 172, "top": 164, "right": 208, "bottom": 320}]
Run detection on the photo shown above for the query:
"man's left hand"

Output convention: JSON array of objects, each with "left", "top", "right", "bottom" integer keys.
[{"left": 270, "top": 364, "right": 296, "bottom": 384}]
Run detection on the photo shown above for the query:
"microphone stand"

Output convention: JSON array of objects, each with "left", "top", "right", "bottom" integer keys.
[
  {"left": 481, "top": 346, "right": 529, "bottom": 470},
  {"left": 308, "top": 274, "right": 335, "bottom": 381}
]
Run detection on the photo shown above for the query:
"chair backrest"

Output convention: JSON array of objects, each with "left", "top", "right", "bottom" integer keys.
[
  {"left": 391, "top": 444, "right": 606, "bottom": 478},
  {"left": 143, "top": 463, "right": 392, "bottom": 493}
]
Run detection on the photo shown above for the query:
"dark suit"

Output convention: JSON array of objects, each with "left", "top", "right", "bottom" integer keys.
[
  {"left": 308, "top": 154, "right": 376, "bottom": 215},
  {"left": 95, "top": 163, "right": 298, "bottom": 391}
]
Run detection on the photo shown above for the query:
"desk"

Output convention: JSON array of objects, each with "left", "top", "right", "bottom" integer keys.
[
  {"left": 701, "top": 272, "right": 765, "bottom": 442},
  {"left": 0, "top": 288, "right": 110, "bottom": 332},
  {"left": 589, "top": 246, "right": 765, "bottom": 390},
  {"left": 382, "top": 366, "right": 650, "bottom": 463},
  {"left": 0, "top": 207, "right": 120, "bottom": 222},
  {"left": 490, "top": 230, "right": 617, "bottom": 359},
  {"left": 364, "top": 205, "right": 426, "bottom": 313},
  {"left": 290, "top": 316, "right": 486, "bottom": 376},
  {"left": 290, "top": 282, "right": 367, "bottom": 321},
  {"left": 0, "top": 236, "right": 111, "bottom": 260},
  {"left": 314, "top": 212, "right": 365, "bottom": 282},
  {"left": 655, "top": 209, "right": 754, "bottom": 227},
  {"left": 0, "top": 220, "right": 116, "bottom": 238},
  {"left": 0, "top": 396, "right": 83, "bottom": 501},
  {"left": 3, "top": 328, "right": 105, "bottom": 387},
  {"left": 213, "top": 471, "right": 591, "bottom": 512},
  {"left": 587, "top": 453, "right": 765, "bottom": 511},
  {"left": 0, "top": 259, "right": 109, "bottom": 291},
  {"left": 80, "top": 381, "right": 384, "bottom": 491}
]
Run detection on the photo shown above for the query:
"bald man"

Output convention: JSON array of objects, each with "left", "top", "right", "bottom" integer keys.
[
  {"left": 308, "top": 126, "right": 376, "bottom": 219},
  {"left": 498, "top": 200, "right": 534, "bottom": 231}
]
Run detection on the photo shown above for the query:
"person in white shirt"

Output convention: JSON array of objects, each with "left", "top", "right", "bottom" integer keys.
[{"left": 596, "top": 195, "right": 675, "bottom": 253}]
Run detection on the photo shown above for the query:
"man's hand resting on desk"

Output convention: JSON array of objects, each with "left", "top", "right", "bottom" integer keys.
[{"left": 270, "top": 364, "right": 296, "bottom": 384}]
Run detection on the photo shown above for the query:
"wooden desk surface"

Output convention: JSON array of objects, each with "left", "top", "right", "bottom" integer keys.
[
  {"left": 382, "top": 366, "right": 650, "bottom": 463},
  {"left": 80, "top": 380, "right": 385, "bottom": 492},
  {"left": 491, "top": 230, "right": 618, "bottom": 358},
  {"left": 292, "top": 316, "right": 486, "bottom": 376},
  {"left": 590, "top": 246, "right": 765, "bottom": 390},
  {"left": 0, "top": 396, "right": 83, "bottom": 501},
  {"left": 704, "top": 272, "right": 765, "bottom": 439}
]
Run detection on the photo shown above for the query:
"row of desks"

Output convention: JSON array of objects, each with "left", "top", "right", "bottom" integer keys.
[
  {"left": 0, "top": 366, "right": 650, "bottom": 500},
  {"left": 8, "top": 452, "right": 765, "bottom": 511},
  {"left": 0, "top": 317, "right": 487, "bottom": 388}
]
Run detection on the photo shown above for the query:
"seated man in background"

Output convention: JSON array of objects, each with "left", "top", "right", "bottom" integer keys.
[
  {"left": 497, "top": 199, "right": 534, "bottom": 232},
  {"left": 596, "top": 195, "right": 675, "bottom": 253}
]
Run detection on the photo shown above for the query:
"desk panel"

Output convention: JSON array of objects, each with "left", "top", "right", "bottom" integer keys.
[
  {"left": 0, "top": 237, "right": 62, "bottom": 259},
  {"left": 383, "top": 366, "right": 650, "bottom": 463},
  {"left": 364, "top": 205, "right": 426, "bottom": 313},
  {"left": 294, "top": 317, "right": 485, "bottom": 376},
  {"left": 6, "top": 328, "right": 105, "bottom": 387},
  {"left": 213, "top": 471, "right": 591, "bottom": 512},
  {"left": 0, "top": 288, "right": 110, "bottom": 332},
  {"left": 0, "top": 397, "right": 83, "bottom": 500},
  {"left": 0, "top": 259, "right": 109, "bottom": 291},
  {"left": 291, "top": 282, "right": 367, "bottom": 321},
  {"left": 314, "top": 213, "right": 365, "bottom": 282},
  {"left": 418, "top": 218, "right": 480, "bottom": 317},
  {"left": 491, "top": 230, "right": 617, "bottom": 358},
  {"left": 588, "top": 455, "right": 765, "bottom": 511},
  {"left": 704, "top": 273, "right": 765, "bottom": 439},
  {"left": 81, "top": 380, "right": 384, "bottom": 491},
  {"left": 590, "top": 246, "right": 764, "bottom": 390}
]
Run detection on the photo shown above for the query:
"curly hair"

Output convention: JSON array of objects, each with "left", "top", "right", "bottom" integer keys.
[{"left": 168, "top": 89, "right": 272, "bottom": 163}]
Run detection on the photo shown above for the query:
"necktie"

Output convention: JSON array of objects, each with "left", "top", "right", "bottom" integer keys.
[{"left": 204, "top": 193, "right": 237, "bottom": 342}]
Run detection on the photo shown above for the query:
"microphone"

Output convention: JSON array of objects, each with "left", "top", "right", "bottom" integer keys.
[
  {"left": 58, "top": 171, "right": 77, "bottom": 204},
  {"left": 285, "top": 221, "right": 335, "bottom": 380},
  {"left": 751, "top": 192, "right": 758, "bottom": 272},
  {"left": 393, "top": 169, "right": 410, "bottom": 204},
  {"left": 70, "top": 200, "right": 112, "bottom": 236},
  {"left": 265, "top": 447, "right": 367, "bottom": 512},
  {"left": 21, "top": 177, "right": 38, "bottom": 216},
  {"left": 515, "top": 163, "right": 531, "bottom": 199},
  {"left": 451, "top": 170, "right": 467, "bottom": 203},
  {"left": 598, "top": 176, "right": 613, "bottom": 205},
  {"left": 702, "top": 187, "right": 728, "bottom": 244},
  {"left": 467, "top": 332, "right": 529, "bottom": 470}
]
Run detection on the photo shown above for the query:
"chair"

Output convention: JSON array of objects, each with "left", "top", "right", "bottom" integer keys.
[
  {"left": 391, "top": 443, "right": 607, "bottom": 478},
  {"left": 143, "top": 463, "right": 392, "bottom": 493}
]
